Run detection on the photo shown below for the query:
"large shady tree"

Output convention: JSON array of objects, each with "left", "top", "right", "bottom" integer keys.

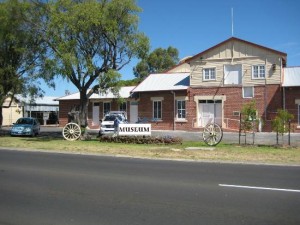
[
  {"left": 32, "top": 0, "right": 149, "bottom": 127},
  {"left": 0, "top": 0, "right": 53, "bottom": 127},
  {"left": 133, "top": 46, "right": 179, "bottom": 80}
]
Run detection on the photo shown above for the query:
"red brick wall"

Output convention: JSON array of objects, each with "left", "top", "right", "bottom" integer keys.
[
  {"left": 58, "top": 84, "right": 293, "bottom": 132},
  {"left": 58, "top": 100, "right": 80, "bottom": 127},
  {"left": 284, "top": 87, "right": 300, "bottom": 132},
  {"left": 188, "top": 84, "right": 283, "bottom": 132},
  {"left": 138, "top": 90, "right": 190, "bottom": 131},
  {"left": 59, "top": 99, "right": 131, "bottom": 128}
]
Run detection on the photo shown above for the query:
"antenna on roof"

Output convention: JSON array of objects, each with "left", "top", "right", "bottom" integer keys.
[{"left": 231, "top": 8, "right": 234, "bottom": 37}]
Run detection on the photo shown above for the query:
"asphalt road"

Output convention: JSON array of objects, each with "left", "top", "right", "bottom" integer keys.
[{"left": 1, "top": 149, "right": 300, "bottom": 225}]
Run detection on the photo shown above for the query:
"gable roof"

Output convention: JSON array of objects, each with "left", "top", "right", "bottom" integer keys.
[
  {"left": 132, "top": 73, "right": 190, "bottom": 92},
  {"left": 283, "top": 67, "right": 300, "bottom": 87},
  {"left": 185, "top": 37, "right": 287, "bottom": 64},
  {"left": 56, "top": 86, "right": 135, "bottom": 101}
]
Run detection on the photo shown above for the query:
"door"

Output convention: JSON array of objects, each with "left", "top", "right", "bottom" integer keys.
[
  {"left": 92, "top": 103, "right": 100, "bottom": 126},
  {"left": 130, "top": 102, "right": 138, "bottom": 123},
  {"left": 224, "top": 64, "right": 242, "bottom": 85},
  {"left": 198, "top": 100, "right": 222, "bottom": 127}
]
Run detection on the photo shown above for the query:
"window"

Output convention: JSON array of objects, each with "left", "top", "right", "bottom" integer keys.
[
  {"left": 224, "top": 64, "right": 242, "bottom": 85},
  {"left": 203, "top": 68, "right": 216, "bottom": 81},
  {"left": 233, "top": 111, "right": 240, "bottom": 116},
  {"left": 177, "top": 100, "right": 186, "bottom": 119},
  {"left": 153, "top": 101, "right": 162, "bottom": 120},
  {"left": 252, "top": 65, "right": 265, "bottom": 79},
  {"left": 243, "top": 86, "right": 254, "bottom": 98},
  {"left": 103, "top": 102, "right": 111, "bottom": 116},
  {"left": 119, "top": 102, "right": 126, "bottom": 112}
]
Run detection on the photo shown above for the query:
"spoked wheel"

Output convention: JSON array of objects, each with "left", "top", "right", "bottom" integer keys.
[
  {"left": 202, "top": 123, "right": 223, "bottom": 146},
  {"left": 62, "top": 123, "right": 81, "bottom": 141}
]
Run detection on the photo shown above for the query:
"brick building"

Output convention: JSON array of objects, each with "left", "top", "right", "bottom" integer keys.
[
  {"left": 282, "top": 67, "right": 300, "bottom": 132},
  {"left": 56, "top": 37, "right": 300, "bottom": 132},
  {"left": 56, "top": 86, "right": 136, "bottom": 128}
]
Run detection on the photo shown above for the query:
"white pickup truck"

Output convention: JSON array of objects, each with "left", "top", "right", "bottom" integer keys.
[{"left": 99, "top": 111, "right": 127, "bottom": 136}]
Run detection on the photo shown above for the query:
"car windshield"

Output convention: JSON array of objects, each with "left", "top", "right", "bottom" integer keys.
[
  {"left": 16, "top": 118, "right": 33, "bottom": 125},
  {"left": 103, "top": 114, "right": 124, "bottom": 121},
  {"left": 103, "top": 115, "right": 117, "bottom": 121}
]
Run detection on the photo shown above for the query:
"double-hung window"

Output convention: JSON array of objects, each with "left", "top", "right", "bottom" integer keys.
[
  {"left": 177, "top": 100, "right": 186, "bottom": 119},
  {"left": 252, "top": 65, "right": 265, "bottom": 79},
  {"left": 153, "top": 101, "right": 162, "bottom": 120},
  {"left": 203, "top": 68, "right": 216, "bottom": 81}
]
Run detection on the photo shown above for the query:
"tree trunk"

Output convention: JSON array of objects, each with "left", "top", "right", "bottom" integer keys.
[
  {"left": 0, "top": 106, "right": 3, "bottom": 129},
  {"left": 79, "top": 90, "right": 89, "bottom": 128}
]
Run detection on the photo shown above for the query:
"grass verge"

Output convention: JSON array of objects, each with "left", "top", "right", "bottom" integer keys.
[{"left": 0, "top": 135, "right": 300, "bottom": 165}]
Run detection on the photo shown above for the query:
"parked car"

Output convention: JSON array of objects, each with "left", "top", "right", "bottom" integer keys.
[
  {"left": 10, "top": 117, "right": 40, "bottom": 137},
  {"left": 99, "top": 111, "right": 127, "bottom": 136}
]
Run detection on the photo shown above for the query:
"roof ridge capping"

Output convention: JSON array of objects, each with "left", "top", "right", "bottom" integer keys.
[{"left": 185, "top": 37, "right": 287, "bottom": 64}]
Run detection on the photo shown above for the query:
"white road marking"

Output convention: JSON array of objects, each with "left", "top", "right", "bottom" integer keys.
[{"left": 219, "top": 184, "right": 300, "bottom": 193}]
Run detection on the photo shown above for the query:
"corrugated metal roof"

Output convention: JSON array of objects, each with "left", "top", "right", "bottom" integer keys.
[
  {"left": 16, "top": 95, "right": 59, "bottom": 105},
  {"left": 56, "top": 86, "right": 135, "bottom": 100},
  {"left": 132, "top": 73, "right": 190, "bottom": 92},
  {"left": 283, "top": 67, "right": 300, "bottom": 87}
]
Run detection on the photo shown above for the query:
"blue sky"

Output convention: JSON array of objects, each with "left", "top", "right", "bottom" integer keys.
[{"left": 43, "top": 0, "right": 300, "bottom": 96}]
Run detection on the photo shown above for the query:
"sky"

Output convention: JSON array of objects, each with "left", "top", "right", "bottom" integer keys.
[{"left": 42, "top": 0, "right": 300, "bottom": 97}]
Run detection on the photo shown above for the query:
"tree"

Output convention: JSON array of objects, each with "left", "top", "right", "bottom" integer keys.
[
  {"left": 239, "top": 100, "right": 258, "bottom": 144},
  {"left": 31, "top": 0, "right": 149, "bottom": 127},
  {"left": 241, "top": 100, "right": 257, "bottom": 131},
  {"left": 133, "top": 46, "right": 179, "bottom": 80},
  {"left": 272, "top": 109, "right": 294, "bottom": 145},
  {"left": 0, "top": 0, "right": 53, "bottom": 127}
]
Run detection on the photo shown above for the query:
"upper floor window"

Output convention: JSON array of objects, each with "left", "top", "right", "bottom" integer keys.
[
  {"left": 203, "top": 68, "right": 216, "bottom": 81},
  {"left": 224, "top": 64, "right": 242, "bottom": 85},
  {"left": 252, "top": 65, "right": 265, "bottom": 79}
]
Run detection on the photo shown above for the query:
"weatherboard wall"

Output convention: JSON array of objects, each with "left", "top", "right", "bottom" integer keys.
[{"left": 189, "top": 39, "right": 284, "bottom": 87}]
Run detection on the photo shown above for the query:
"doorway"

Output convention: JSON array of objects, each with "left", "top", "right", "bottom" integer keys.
[
  {"left": 130, "top": 102, "right": 138, "bottom": 123},
  {"left": 198, "top": 100, "right": 222, "bottom": 127},
  {"left": 92, "top": 102, "right": 100, "bottom": 126}
]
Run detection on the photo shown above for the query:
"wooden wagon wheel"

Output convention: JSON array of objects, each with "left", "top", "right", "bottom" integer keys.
[
  {"left": 203, "top": 123, "right": 223, "bottom": 146},
  {"left": 62, "top": 123, "right": 81, "bottom": 141}
]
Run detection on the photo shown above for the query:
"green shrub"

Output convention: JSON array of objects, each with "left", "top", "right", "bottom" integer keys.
[
  {"left": 99, "top": 135, "right": 183, "bottom": 145},
  {"left": 272, "top": 109, "right": 294, "bottom": 134}
]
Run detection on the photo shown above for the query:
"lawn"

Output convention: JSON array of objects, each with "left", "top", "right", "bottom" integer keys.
[{"left": 0, "top": 135, "right": 300, "bottom": 165}]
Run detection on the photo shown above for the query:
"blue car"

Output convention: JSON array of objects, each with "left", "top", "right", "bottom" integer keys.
[{"left": 11, "top": 117, "right": 40, "bottom": 137}]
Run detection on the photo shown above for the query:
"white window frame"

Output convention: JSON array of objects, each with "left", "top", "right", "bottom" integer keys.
[
  {"left": 203, "top": 68, "right": 216, "bottom": 81},
  {"left": 224, "top": 64, "right": 242, "bottom": 85},
  {"left": 176, "top": 100, "right": 186, "bottom": 120},
  {"left": 153, "top": 100, "right": 162, "bottom": 120},
  {"left": 242, "top": 86, "right": 254, "bottom": 98},
  {"left": 252, "top": 65, "right": 265, "bottom": 79}
]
